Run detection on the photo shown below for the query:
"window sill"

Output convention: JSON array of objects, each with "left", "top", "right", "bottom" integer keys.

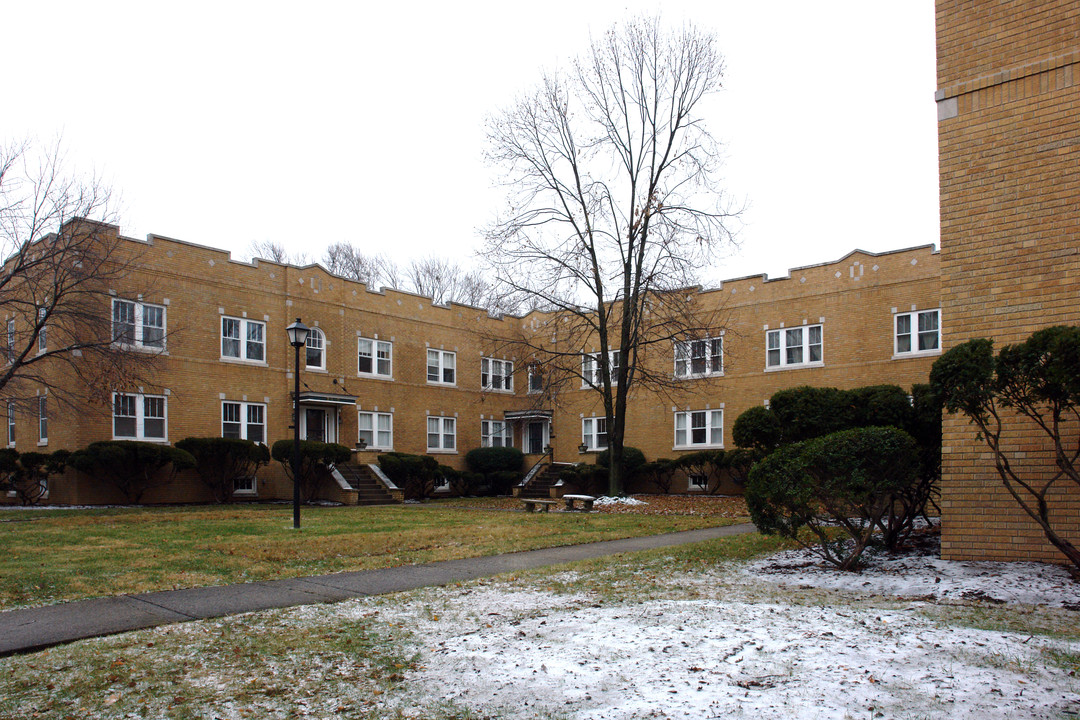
[
  {"left": 427, "top": 382, "right": 457, "bottom": 387},
  {"left": 37, "top": 440, "right": 48, "bottom": 447},
  {"left": 114, "top": 343, "right": 168, "bottom": 355},
  {"left": 675, "top": 373, "right": 725, "bottom": 381},
  {"left": 233, "top": 490, "right": 257, "bottom": 497},
  {"left": 764, "top": 362, "right": 824, "bottom": 372},
  {"left": 357, "top": 373, "right": 394, "bottom": 381},
  {"left": 892, "top": 350, "right": 941, "bottom": 360},
  {"left": 426, "top": 449, "right": 458, "bottom": 455},
  {"left": 220, "top": 357, "right": 268, "bottom": 367},
  {"left": 481, "top": 388, "right": 515, "bottom": 394},
  {"left": 673, "top": 444, "right": 724, "bottom": 451},
  {"left": 113, "top": 436, "right": 170, "bottom": 443}
]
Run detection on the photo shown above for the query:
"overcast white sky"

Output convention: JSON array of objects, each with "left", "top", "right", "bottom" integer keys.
[{"left": 4, "top": 0, "right": 939, "bottom": 284}]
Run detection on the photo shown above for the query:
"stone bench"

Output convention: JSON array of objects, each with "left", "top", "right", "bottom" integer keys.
[
  {"left": 563, "top": 494, "right": 596, "bottom": 511},
  {"left": 520, "top": 499, "right": 558, "bottom": 513}
]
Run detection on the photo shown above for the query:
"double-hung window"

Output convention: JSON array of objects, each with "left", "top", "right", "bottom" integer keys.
[
  {"left": 37, "top": 397, "right": 47, "bottom": 444},
  {"left": 427, "top": 416, "right": 456, "bottom": 452},
  {"left": 6, "top": 401, "right": 14, "bottom": 446},
  {"left": 674, "top": 337, "right": 724, "bottom": 378},
  {"left": 306, "top": 327, "right": 326, "bottom": 370},
  {"left": 766, "top": 324, "right": 823, "bottom": 369},
  {"left": 358, "top": 411, "right": 393, "bottom": 450},
  {"left": 113, "top": 392, "right": 167, "bottom": 441},
  {"left": 358, "top": 337, "right": 392, "bottom": 377},
  {"left": 481, "top": 358, "right": 513, "bottom": 391},
  {"left": 221, "top": 316, "right": 265, "bottom": 362},
  {"left": 427, "top": 349, "right": 456, "bottom": 385},
  {"left": 582, "top": 350, "right": 621, "bottom": 388},
  {"left": 528, "top": 363, "right": 543, "bottom": 394},
  {"left": 222, "top": 401, "right": 266, "bottom": 443},
  {"left": 481, "top": 419, "right": 512, "bottom": 448},
  {"left": 894, "top": 309, "right": 940, "bottom": 356},
  {"left": 6, "top": 319, "right": 14, "bottom": 362},
  {"left": 582, "top": 416, "right": 608, "bottom": 451},
  {"left": 37, "top": 308, "right": 47, "bottom": 353},
  {"left": 674, "top": 409, "right": 723, "bottom": 449},
  {"left": 112, "top": 299, "right": 166, "bottom": 350}
]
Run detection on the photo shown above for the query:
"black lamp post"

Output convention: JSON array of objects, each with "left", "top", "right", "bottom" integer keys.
[{"left": 286, "top": 318, "right": 310, "bottom": 529}]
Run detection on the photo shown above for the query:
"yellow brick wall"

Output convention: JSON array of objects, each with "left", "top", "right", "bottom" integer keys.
[{"left": 937, "top": 0, "right": 1080, "bottom": 563}]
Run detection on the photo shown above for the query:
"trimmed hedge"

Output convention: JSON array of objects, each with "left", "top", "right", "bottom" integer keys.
[
  {"left": 746, "top": 426, "right": 919, "bottom": 570},
  {"left": 378, "top": 452, "right": 440, "bottom": 500},
  {"left": 69, "top": 441, "right": 196, "bottom": 503},
  {"left": 176, "top": 437, "right": 270, "bottom": 503},
  {"left": 270, "top": 439, "right": 351, "bottom": 502}
]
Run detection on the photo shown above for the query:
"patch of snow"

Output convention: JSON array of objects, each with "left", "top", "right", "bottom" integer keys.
[
  {"left": 359, "top": 580, "right": 1079, "bottom": 719},
  {"left": 594, "top": 496, "right": 648, "bottom": 506},
  {"left": 746, "top": 539, "right": 1080, "bottom": 609}
]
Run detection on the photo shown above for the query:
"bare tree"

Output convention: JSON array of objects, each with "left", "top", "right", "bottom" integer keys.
[
  {"left": 0, "top": 140, "right": 160, "bottom": 412},
  {"left": 247, "top": 238, "right": 310, "bottom": 266},
  {"left": 483, "top": 18, "right": 736, "bottom": 494},
  {"left": 404, "top": 256, "right": 520, "bottom": 313},
  {"left": 322, "top": 242, "right": 400, "bottom": 290}
]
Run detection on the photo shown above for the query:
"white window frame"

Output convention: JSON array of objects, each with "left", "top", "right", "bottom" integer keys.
[
  {"left": 527, "top": 363, "right": 543, "bottom": 394},
  {"left": 358, "top": 411, "right": 393, "bottom": 450},
  {"left": 233, "top": 475, "right": 257, "bottom": 496},
  {"left": 481, "top": 358, "right": 514, "bottom": 392},
  {"left": 582, "top": 350, "right": 621, "bottom": 388},
  {"left": 426, "top": 415, "right": 457, "bottom": 453},
  {"left": 427, "top": 349, "right": 456, "bottom": 386},
  {"left": 222, "top": 401, "right": 266, "bottom": 443},
  {"left": 112, "top": 392, "right": 168, "bottom": 442},
  {"left": 37, "top": 396, "right": 47, "bottom": 445},
  {"left": 765, "top": 324, "right": 823, "bottom": 370},
  {"left": 688, "top": 473, "right": 709, "bottom": 493},
  {"left": 582, "top": 416, "right": 609, "bottom": 451},
  {"left": 674, "top": 409, "right": 724, "bottom": 450},
  {"left": 305, "top": 327, "right": 326, "bottom": 370},
  {"left": 481, "top": 419, "right": 513, "bottom": 448},
  {"left": 6, "top": 401, "right": 14, "bottom": 447},
  {"left": 112, "top": 299, "right": 166, "bottom": 351},
  {"left": 37, "top": 308, "right": 47, "bottom": 354},
  {"left": 674, "top": 336, "right": 724, "bottom": 378},
  {"left": 894, "top": 309, "right": 941, "bottom": 357},
  {"left": 6, "top": 319, "right": 14, "bottom": 362},
  {"left": 357, "top": 337, "right": 392, "bottom": 378},
  {"left": 221, "top": 316, "right": 266, "bottom": 363}
]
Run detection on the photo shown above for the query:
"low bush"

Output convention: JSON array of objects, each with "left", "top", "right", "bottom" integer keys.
[
  {"left": 674, "top": 450, "right": 726, "bottom": 494},
  {"left": 745, "top": 426, "right": 920, "bottom": 570},
  {"left": 377, "top": 452, "right": 440, "bottom": 500},
  {"left": 270, "top": 440, "right": 351, "bottom": 502},
  {"left": 464, "top": 446, "right": 524, "bottom": 495},
  {"left": 176, "top": 438, "right": 270, "bottom": 503},
  {"left": 69, "top": 441, "right": 196, "bottom": 503},
  {"left": 638, "top": 458, "right": 676, "bottom": 494},
  {"left": 596, "top": 446, "right": 646, "bottom": 476}
]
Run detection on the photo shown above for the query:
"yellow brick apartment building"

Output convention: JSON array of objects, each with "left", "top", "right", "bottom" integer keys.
[
  {"left": 3, "top": 224, "right": 941, "bottom": 505},
  {"left": 936, "top": 0, "right": 1080, "bottom": 563}
]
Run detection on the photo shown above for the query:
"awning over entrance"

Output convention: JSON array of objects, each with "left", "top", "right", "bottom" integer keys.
[
  {"left": 503, "top": 409, "right": 553, "bottom": 421},
  {"left": 295, "top": 391, "right": 357, "bottom": 406}
]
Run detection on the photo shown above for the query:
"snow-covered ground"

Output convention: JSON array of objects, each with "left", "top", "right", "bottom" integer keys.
[{"left": 330, "top": 534, "right": 1080, "bottom": 719}]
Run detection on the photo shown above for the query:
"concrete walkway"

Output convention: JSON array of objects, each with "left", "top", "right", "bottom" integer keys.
[{"left": 0, "top": 523, "right": 755, "bottom": 657}]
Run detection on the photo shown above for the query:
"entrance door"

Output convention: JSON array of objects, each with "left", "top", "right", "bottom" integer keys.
[
  {"left": 526, "top": 421, "right": 546, "bottom": 454},
  {"left": 304, "top": 409, "right": 326, "bottom": 442}
]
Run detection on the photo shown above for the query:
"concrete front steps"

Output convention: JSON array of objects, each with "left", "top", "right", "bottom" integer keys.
[{"left": 330, "top": 463, "right": 402, "bottom": 506}]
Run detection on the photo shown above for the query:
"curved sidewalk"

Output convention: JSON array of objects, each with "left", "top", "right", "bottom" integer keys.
[{"left": 0, "top": 522, "right": 755, "bottom": 657}]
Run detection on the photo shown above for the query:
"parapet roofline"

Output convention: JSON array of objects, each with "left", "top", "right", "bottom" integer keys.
[{"left": 715, "top": 243, "right": 939, "bottom": 287}]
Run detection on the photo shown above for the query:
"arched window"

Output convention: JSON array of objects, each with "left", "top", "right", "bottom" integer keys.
[{"left": 306, "top": 327, "right": 326, "bottom": 370}]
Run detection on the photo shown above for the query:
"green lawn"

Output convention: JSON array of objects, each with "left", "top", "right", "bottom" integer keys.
[{"left": 0, "top": 500, "right": 743, "bottom": 610}]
